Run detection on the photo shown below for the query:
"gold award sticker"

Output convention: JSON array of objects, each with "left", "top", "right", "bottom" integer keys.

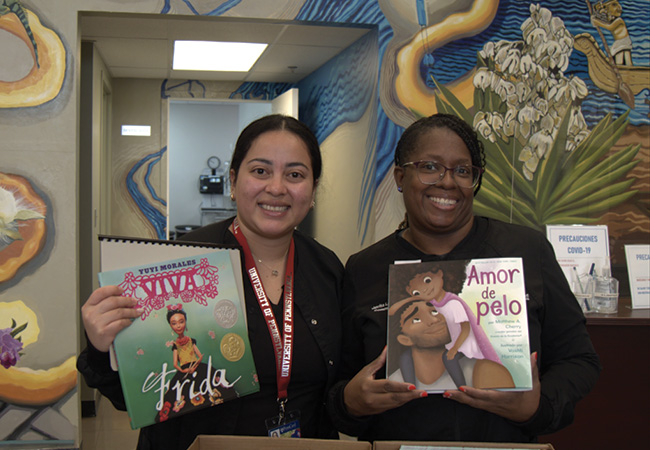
[{"left": 220, "top": 333, "right": 245, "bottom": 362}]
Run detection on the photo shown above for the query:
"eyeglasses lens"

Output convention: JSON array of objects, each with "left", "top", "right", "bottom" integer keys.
[{"left": 415, "top": 162, "right": 478, "bottom": 188}]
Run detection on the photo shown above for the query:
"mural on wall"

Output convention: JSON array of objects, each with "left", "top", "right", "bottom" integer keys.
[
  {"left": 107, "top": 0, "right": 647, "bottom": 262},
  {"left": 431, "top": 4, "right": 641, "bottom": 229},
  {"left": 392, "top": 0, "right": 649, "bottom": 268},
  {"left": 0, "top": 300, "right": 77, "bottom": 443},
  {"left": 125, "top": 146, "right": 169, "bottom": 239},
  {"left": 1, "top": 3, "right": 76, "bottom": 442},
  {"left": 0, "top": 0, "right": 67, "bottom": 110},
  {"left": 0, "top": 173, "right": 53, "bottom": 291},
  {"left": 0, "top": 174, "right": 76, "bottom": 444}
]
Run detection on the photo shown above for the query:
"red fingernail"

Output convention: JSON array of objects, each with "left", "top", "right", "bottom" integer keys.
[
  {"left": 459, "top": 386, "right": 467, "bottom": 393},
  {"left": 408, "top": 385, "right": 416, "bottom": 391},
  {"left": 443, "top": 392, "right": 451, "bottom": 399},
  {"left": 533, "top": 351, "right": 538, "bottom": 362},
  {"left": 420, "top": 391, "right": 428, "bottom": 398}
]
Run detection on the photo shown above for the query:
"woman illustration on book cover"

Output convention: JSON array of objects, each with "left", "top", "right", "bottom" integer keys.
[
  {"left": 389, "top": 260, "right": 512, "bottom": 389},
  {"left": 168, "top": 304, "right": 203, "bottom": 377},
  {"left": 156, "top": 304, "right": 232, "bottom": 422}
]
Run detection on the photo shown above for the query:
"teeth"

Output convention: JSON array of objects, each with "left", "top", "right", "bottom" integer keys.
[
  {"left": 429, "top": 196, "right": 457, "bottom": 206},
  {"left": 261, "top": 204, "right": 288, "bottom": 212}
]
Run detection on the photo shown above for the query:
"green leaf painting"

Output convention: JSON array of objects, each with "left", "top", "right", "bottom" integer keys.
[{"left": 418, "top": 4, "right": 639, "bottom": 231}]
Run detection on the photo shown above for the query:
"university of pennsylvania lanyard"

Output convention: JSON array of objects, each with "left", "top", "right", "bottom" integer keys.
[{"left": 232, "top": 218, "right": 295, "bottom": 406}]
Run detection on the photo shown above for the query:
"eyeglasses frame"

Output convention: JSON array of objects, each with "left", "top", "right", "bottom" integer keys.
[{"left": 400, "top": 160, "right": 484, "bottom": 188}]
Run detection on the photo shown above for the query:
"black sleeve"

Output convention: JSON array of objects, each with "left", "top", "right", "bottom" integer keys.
[
  {"left": 516, "top": 235, "right": 601, "bottom": 436},
  {"left": 326, "top": 254, "right": 375, "bottom": 436},
  {"left": 77, "top": 339, "right": 127, "bottom": 411}
]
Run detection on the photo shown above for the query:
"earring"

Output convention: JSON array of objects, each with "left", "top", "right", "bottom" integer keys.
[
  {"left": 397, "top": 186, "right": 403, "bottom": 192},
  {"left": 230, "top": 192, "right": 235, "bottom": 201},
  {"left": 310, "top": 200, "right": 315, "bottom": 208}
]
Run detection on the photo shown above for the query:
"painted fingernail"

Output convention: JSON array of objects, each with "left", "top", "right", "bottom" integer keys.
[
  {"left": 443, "top": 392, "right": 451, "bottom": 399},
  {"left": 408, "top": 384, "right": 416, "bottom": 391},
  {"left": 459, "top": 386, "right": 467, "bottom": 393},
  {"left": 533, "top": 351, "right": 538, "bottom": 362},
  {"left": 420, "top": 391, "right": 428, "bottom": 398}
]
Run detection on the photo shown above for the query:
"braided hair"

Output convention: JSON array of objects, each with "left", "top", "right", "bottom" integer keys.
[{"left": 394, "top": 114, "right": 486, "bottom": 230}]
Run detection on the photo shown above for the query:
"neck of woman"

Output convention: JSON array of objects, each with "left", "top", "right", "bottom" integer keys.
[
  {"left": 233, "top": 224, "right": 292, "bottom": 263},
  {"left": 230, "top": 219, "right": 292, "bottom": 304}
]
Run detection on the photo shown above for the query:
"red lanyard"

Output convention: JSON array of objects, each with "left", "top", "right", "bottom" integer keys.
[{"left": 232, "top": 218, "right": 295, "bottom": 401}]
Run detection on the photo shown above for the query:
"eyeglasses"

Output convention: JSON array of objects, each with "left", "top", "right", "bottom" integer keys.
[{"left": 401, "top": 161, "right": 483, "bottom": 188}]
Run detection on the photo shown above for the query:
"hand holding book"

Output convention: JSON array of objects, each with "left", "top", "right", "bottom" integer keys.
[
  {"left": 81, "top": 285, "right": 143, "bottom": 353},
  {"left": 442, "top": 352, "right": 541, "bottom": 423},
  {"left": 343, "top": 347, "right": 426, "bottom": 417}
]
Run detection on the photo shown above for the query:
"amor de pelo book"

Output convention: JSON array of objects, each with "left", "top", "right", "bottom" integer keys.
[
  {"left": 386, "top": 257, "right": 532, "bottom": 393},
  {"left": 98, "top": 236, "right": 259, "bottom": 429}
]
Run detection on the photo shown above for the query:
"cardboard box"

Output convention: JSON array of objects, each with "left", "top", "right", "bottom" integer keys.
[
  {"left": 373, "top": 442, "right": 554, "bottom": 450},
  {"left": 187, "top": 435, "right": 372, "bottom": 450}
]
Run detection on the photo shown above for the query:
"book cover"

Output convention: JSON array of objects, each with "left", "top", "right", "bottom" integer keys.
[
  {"left": 98, "top": 245, "right": 259, "bottom": 429},
  {"left": 386, "top": 258, "right": 532, "bottom": 392}
]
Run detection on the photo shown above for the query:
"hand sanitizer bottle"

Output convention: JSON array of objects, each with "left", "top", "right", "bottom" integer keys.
[{"left": 593, "top": 267, "right": 619, "bottom": 314}]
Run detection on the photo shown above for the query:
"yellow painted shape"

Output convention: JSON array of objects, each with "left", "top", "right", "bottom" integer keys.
[
  {"left": 0, "top": 173, "right": 48, "bottom": 283},
  {"left": 0, "top": 9, "right": 65, "bottom": 108},
  {"left": 0, "top": 300, "right": 40, "bottom": 346},
  {"left": 0, "top": 356, "right": 77, "bottom": 405},
  {"left": 395, "top": 0, "right": 499, "bottom": 116}
]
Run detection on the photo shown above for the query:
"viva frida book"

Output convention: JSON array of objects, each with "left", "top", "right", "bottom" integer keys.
[
  {"left": 98, "top": 236, "right": 259, "bottom": 429},
  {"left": 386, "top": 257, "right": 532, "bottom": 392}
]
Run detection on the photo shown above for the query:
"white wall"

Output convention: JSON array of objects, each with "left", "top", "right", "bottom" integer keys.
[
  {"left": 239, "top": 101, "right": 273, "bottom": 131},
  {"left": 168, "top": 101, "right": 271, "bottom": 232}
]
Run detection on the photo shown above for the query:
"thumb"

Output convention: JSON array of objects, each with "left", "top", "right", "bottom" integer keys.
[
  {"left": 531, "top": 352, "right": 540, "bottom": 385},
  {"left": 365, "top": 346, "right": 388, "bottom": 378}
]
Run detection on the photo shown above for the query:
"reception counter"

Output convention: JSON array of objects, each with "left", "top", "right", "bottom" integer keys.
[{"left": 544, "top": 297, "right": 650, "bottom": 449}]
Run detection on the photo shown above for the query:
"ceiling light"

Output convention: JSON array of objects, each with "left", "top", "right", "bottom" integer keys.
[{"left": 173, "top": 40, "right": 267, "bottom": 72}]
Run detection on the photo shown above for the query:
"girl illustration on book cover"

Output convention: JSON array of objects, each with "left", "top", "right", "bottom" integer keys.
[{"left": 389, "top": 260, "right": 513, "bottom": 389}]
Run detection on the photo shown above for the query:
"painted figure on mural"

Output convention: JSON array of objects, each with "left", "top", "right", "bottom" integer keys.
[{"left": 590, "top": 0, "right": 634, "bottom": 66}]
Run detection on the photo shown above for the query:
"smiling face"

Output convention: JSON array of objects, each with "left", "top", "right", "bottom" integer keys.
[
  {"left": 169, "top": 313, "right": 187, "bottom": 336},
  {"left": 394, "top": 127, "right": 475, "bottom": 246},
  {"left": 231, "top": 129, "right": 316, "bottom": 242},
  {"left": 406, "top": 270, "right": 445, "bottom": 301},
  {"left": 397, "top": 300, "right": 451, "bottom": 349}
]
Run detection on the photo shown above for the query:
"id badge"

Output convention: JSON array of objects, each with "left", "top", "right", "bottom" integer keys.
[{"left": 266, "top": 410, "right": 301, "bottom": 438}]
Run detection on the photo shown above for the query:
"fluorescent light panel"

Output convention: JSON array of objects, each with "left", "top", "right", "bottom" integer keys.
[{"left": 173, "top": 40, "right": 268, "bottom": 72}]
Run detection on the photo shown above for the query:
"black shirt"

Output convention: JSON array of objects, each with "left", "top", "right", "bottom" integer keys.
[{"left": 328, "top": 216, "right": 601, "bottom": 442}]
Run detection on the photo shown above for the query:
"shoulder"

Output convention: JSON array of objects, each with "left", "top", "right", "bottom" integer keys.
[
  {"left": 346, "top": 232, "right": 402, "bottom": 271},
  {"left": 481, "top": 217, "right": 548, "bottom": 253},
  {"left": 293, "top": 229, "right": 343, "bottom": 273},
  {"left": 472, "top": 358, "right": 515, "bottom": 389},
  {"left": 180, "top": 218, "right": 234, "bottom": 244}
]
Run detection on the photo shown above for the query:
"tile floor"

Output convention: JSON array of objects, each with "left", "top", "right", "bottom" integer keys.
[{"left": 81, "top": 398, "right": 139, "bottom": 450}]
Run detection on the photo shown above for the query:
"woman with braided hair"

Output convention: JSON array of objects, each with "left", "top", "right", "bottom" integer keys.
[{"left": 328, "top": 113, "right": 600, "bottom": 443}]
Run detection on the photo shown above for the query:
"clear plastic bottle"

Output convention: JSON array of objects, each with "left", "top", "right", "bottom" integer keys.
[{"left": 592, "top": 267, "right": 619, "bottom": 314}]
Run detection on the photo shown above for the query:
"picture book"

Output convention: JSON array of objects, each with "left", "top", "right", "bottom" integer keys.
[
  {"left": 386, "top": 257, "right": 532, "bottom": 392},
  {"left": 98, "top": 236, "right": 259, "bottom": 429}
]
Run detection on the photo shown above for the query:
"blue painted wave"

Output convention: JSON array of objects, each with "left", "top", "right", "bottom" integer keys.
[{"left": 126, "top": 147, "right": 168, "bottom": 238}]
